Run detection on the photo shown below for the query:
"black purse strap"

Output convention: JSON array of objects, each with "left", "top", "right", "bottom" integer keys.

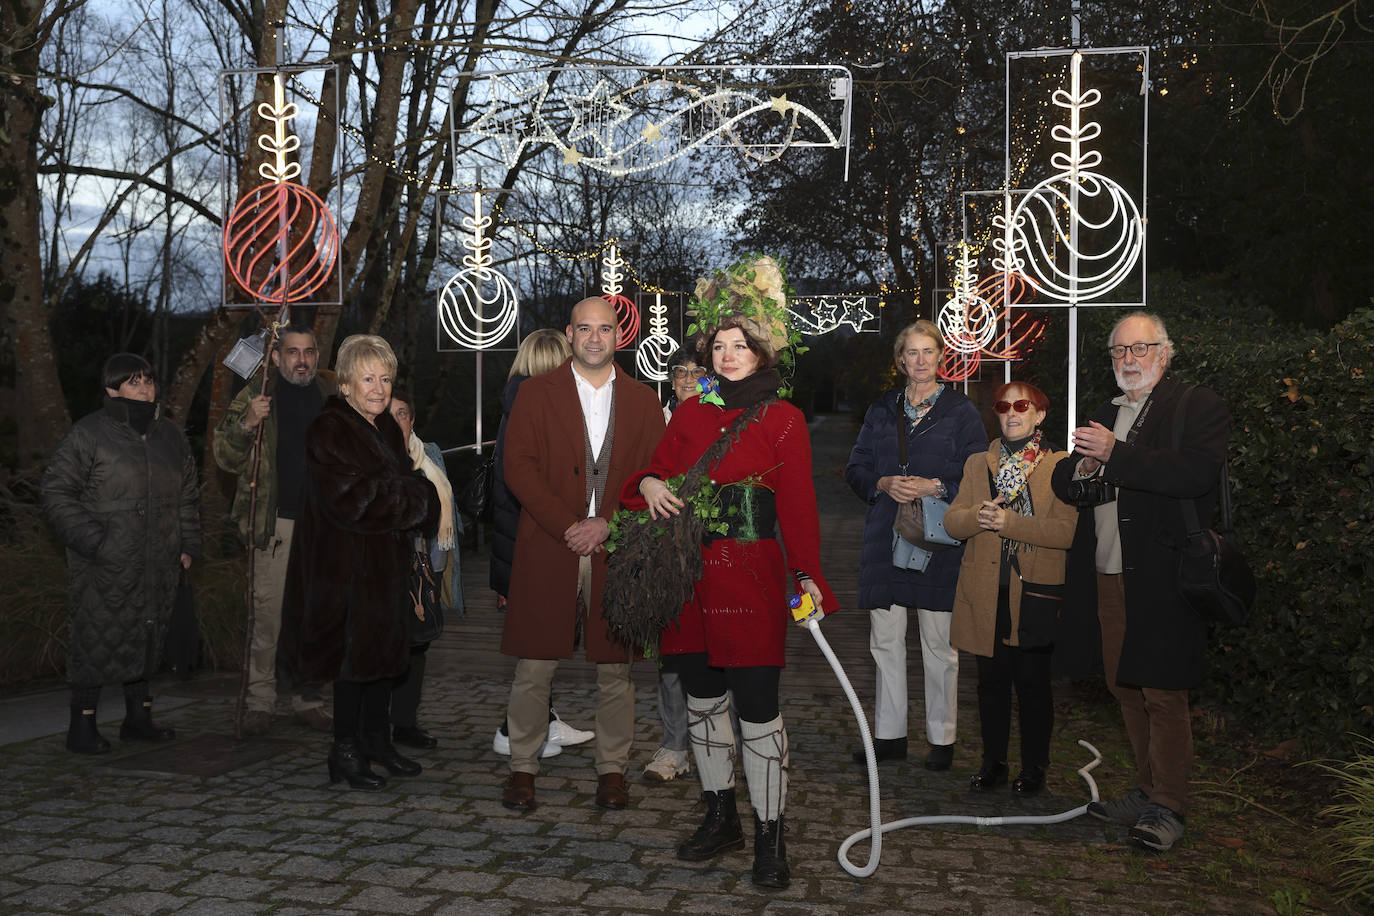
[
  {"left": 896, "top": 393, "right": 909, "bottom": 475},
  {"left": 1172, "top": 385, "right": 1233, "bottom": 537}
]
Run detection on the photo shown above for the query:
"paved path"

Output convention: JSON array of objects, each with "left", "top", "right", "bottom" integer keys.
[{"left": 0, "top": 414, "right": 1275, "bottom": 914}]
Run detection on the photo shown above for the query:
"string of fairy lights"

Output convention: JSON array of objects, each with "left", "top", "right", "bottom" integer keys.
[{"left": 262, "top": 10, "right": 1202, "bottom": 309}]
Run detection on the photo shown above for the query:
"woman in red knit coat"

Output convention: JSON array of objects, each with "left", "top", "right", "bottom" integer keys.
[{"left": 620, "top": 256, "right": 837, "bottom": 892}]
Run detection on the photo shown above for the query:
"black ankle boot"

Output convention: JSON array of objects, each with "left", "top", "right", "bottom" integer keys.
[
  {"left": 360, "top": 731, "right": 421, "bottom": 776},
  {"left": 751, "top": 812, "right": 790, "bottom": 890},
  {"left": 119, "top": 695, "right": 175, "bottom": 742},
  {"left": 66, "top": 706, "right": 111, "bottom": 754},
  {"left": 969, "top": 760, "right": 1008, "bottom": 791},
  {"left": 676, "top": 789, "right": 745, "bottom": 861},
  {"left": 328, "top": 739, "right": 386, "bottom": 791},
  {"left": 1012, "top": 765, "right": 1046, "bottom": 796}
]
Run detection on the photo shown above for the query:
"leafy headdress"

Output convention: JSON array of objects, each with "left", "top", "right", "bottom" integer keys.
[{"left": 687, "top": 254, "right": 806, "bottom": 394}]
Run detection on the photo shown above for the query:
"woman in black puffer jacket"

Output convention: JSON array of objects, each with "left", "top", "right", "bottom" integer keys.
[{"left": 41, "top": 353, "right": 201, "bottom": 754}]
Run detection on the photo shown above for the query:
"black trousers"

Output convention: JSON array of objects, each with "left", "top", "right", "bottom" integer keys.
[
  {"left": 334, "top": 678, "right": 391, "bottom": 741},
  {"left": 391, "top": 644, "right": 428, "bottom": 728},
  {"left": 975, "top": 583, "right": 1054, "bottom": 768},
  {"left": 663, "top": 652, "right": 780, "bottom": 722}
]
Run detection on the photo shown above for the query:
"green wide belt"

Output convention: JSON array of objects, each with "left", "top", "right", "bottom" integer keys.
[{"left": 703, "top": 484, "right": 777, "bottom": 544}]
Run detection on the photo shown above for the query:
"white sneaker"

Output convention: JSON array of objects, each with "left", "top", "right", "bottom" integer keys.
[
  {"left": 642, "top": 746, "right": 691, "bottom": 782},
  {"left": 546, "top": 710, "right": 594, "bottom": 748},
  {"left": 492, "top": 727, "right": 561, "bottom": 758}
]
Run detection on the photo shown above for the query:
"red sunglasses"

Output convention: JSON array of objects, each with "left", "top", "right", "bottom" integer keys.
[{"left": 994, "top": 399, "right": 1033, "bottom": 414}]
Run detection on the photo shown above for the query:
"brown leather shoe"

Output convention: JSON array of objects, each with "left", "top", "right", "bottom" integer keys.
[
  {"left": 595, "top": 771, "right": 629, "bottom": 809},
  {"left": 502, "top": 772, "right": 537, "bottom": 812}
]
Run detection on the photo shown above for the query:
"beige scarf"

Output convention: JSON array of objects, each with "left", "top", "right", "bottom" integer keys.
[{"left": 408, "top": 432, "right": 455, "bottom": 550}]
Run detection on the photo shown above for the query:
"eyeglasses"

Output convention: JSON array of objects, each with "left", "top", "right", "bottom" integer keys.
[
  {"left": 671, "top": 366, "right": 707, "bottom": 380},
  {"left": 1108, "top": 342, "right": 1163, "bottom": 360},
  {"left": 994, "top": 399, "right": 1033, "bottom": 414}
]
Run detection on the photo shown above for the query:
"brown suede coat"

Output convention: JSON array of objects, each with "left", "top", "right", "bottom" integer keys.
[
  {"left": 499, "top": 360, "right": 665, "bottom": 662},
  {"left": 944, "top": 441, "right": 1076, "bottom": 658}
]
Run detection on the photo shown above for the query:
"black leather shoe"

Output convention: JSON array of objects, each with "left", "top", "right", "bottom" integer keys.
[
  {"left": 852, "top": 736, "right": 908, "bottom": 764},
  {"left": 924, "top": 743, "right": 955, "bottom": 771},
  {"left": 392, "top": 726, "right": 438, "bottom": 749},
  {"left": 360, "top": 731, "right": 422, "bottom": 776},
  {"left": 1012, "top": 766, "right": 1046, "bottom": 796},
  {"left": 969, "top": 761, "right": 1008, "bottom": 791},
  {"left": 328, "top": 739, "right": 386, "bottom": 791},
  {"left": 676, "top": 789, "right": 745, "bottom": 861}
]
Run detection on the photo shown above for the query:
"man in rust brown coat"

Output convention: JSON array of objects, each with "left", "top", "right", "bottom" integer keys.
[{"left": 499, "top": 297, "right": 665, "bottom": 811}]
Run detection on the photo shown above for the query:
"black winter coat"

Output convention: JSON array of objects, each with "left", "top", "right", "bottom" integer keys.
[
  {"left": 487, "top": 374, "right": 526, "bottom": 596},
  {"left": 846, "top": 386, "right": 987, "bottom": 611},
  {"left": 279, "top": 397, "right": 439, "bottom": 684},
  {"left": 41, "top": 397, "right": 201, "bottom": 686},
  {"left": 1051, "top": 373, "right": 1229, "bottom": 689}
]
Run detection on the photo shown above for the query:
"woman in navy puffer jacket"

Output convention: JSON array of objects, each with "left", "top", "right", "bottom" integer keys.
[{"left": 845, "top": 320, "right": 987, "bottom": 770}]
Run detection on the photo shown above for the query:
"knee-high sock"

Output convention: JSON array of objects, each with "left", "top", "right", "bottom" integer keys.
[
  {"left": 741, "top": 716, "right": 788, "bottom": 823},
  {"left": 686, "top": 693, "right": 735, "bottom": 792}
]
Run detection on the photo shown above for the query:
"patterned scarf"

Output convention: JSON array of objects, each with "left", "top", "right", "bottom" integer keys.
[
  {"left": 901, "top": 384, "right": 943, "bottom": 432},
  {"left": 994, "top": 430, "right": 1047, "bottom": 555}
]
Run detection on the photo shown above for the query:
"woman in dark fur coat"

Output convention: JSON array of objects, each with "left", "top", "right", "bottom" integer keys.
[{"left": 279, "top": 334, "right": 438, "bottom": 791}]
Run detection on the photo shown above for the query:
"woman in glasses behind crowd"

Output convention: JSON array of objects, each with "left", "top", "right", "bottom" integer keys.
[{"left": 943, "top": 382, "right": 1076, "bottom": 794}]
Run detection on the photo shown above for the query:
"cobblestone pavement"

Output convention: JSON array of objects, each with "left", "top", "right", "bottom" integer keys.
[{"left": 0, "top": 415, "right": 1287, "bottom": 914}]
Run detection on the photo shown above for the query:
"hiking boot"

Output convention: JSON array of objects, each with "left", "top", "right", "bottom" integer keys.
[
  {"left": 676, "top": 789, "right": 744, "bottom": 861},
  {"left": 1129, "top": 803, "right": 1186, "bottom": 853},
  {"left": 1087, "top": 787, "right": 1151, "bottom": 826}
]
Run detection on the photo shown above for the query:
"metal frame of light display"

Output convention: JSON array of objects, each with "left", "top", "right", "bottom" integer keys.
[
  {"left": 219, "top": 65, "right": 343, "bottom": 309},
  {"left": 457, "top": 65, "right": 854, "bottom": 181},
  {"left": 993, "top": 46, "right": 1149, "bottom": 431}
]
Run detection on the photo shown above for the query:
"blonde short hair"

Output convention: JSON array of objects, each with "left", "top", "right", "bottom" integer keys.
[
  {"left": 335, "top": 334, "right": 398, "bottom": 386},
  {"left": 893, "top": 319, "right": 944, "bottom": 377},
  {"left": 510, "top": 328, "right": 571, "bottom": 380}
]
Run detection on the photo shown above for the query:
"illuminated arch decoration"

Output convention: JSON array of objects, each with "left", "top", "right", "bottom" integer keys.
[
  {"left": 599, "top": 243, "right": 640, "bottom": 350},
  {"left": 223, "top": 72, "right": 339, "bottom": 304},
  {"left": 437, "top": 189, "right": 520, "bottom": 351},
  {"left": 634, "top": 293, "right": 679, "bottom": 382},
  {"left": 788, "top": 296, "right": 880, "bottom": 336},
  {"left": 993, "top": 51, "right": 1144, "bottom": 306},
  {"left": 458, "top": 65, "right": 854, "bottom": 180}
]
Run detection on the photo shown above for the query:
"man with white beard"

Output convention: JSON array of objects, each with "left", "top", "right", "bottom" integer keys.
[{"left": 1051, "top": 312, "right": 1230, "bottom": 853}]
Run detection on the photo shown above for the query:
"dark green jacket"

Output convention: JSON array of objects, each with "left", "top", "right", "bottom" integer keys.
[
  {"left": 41, "top": 397, "right": 202, "bottom": 686},
  {"left": 213, "top": 372, "right": 336, "bottom": 545}
]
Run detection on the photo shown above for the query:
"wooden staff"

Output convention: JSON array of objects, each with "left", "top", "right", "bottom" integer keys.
[{"left": 233, "top": 308, "right": 288, "bottom": 740}]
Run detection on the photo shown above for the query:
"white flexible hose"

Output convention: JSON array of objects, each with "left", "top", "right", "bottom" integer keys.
[{"left": 803, "top": 616, "right": 1105, "bottom": 879}]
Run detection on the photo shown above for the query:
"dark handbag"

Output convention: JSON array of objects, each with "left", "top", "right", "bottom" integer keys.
[
  {"left": 893, "top": 415, "right": 959, "bottom": 552},
  {"left": 407, "top": 547, "right": 444, "bottom": 645},
  {"left": 1014, "top": 560, "right": 1064, "bottom": 649},
  {"left": 1173, "top": 388, "right": 1256, "bottom": 626},
  {"left": 458, "top": 451, "right": 495, "bottom": 521},
  {"left": 162, "top": 568, "right": 200, "bottom": 680}
]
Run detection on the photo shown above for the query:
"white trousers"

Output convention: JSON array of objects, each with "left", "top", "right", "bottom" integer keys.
[{"left": 868, "top": 604, "right": 958, "bottom": 745}]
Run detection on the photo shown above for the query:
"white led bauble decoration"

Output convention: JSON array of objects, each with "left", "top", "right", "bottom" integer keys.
[
  {"left": 634, "top": 293, "right": 679, "bottom": 382},
  {"left": 993, "top": 52, "right": 1143, "bottom": 304},
  {"left": 938, "top": 244, "right": 999, "bottom": 354},
  {"left": 437, "top": 191, "right": 519, "bottom": 350}
]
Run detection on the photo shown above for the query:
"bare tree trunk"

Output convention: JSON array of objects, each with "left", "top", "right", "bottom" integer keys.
[{"left": 1, "top": 0, "right": 74, "bottom": 466}]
